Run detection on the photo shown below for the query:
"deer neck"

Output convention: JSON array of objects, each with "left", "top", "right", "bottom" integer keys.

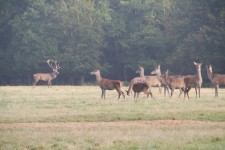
[
  {"left": 50, "top": 71, "right": 58, "bottom": 79},
  {"left": 139, "top": 70, "right": 145, "bottom": 78},
  {"left": 95, "top": 73, "right": 102, "bottom": 83},
  {"left": 196, "top": 67, "right": 202, "bottom": 81},
  {"left": 155, "top": 70, "right": 162, "bottom": 81},
  {"left": 206, "top": 68, "right": 213, "bottom": 81}
]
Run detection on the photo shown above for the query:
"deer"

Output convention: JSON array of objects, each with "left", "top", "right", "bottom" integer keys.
[
  {"left": 206, "top": 64, "right": 225, "bottom": 97},
  {"left": 126, "top": 71, "right": 146, "bottom": 96},
  {"left": 132, "top": 82, "right": 153, "bottom": 99},
  {"left": 90, "top": 69, "right": 125, "bottom": 99},
  {"left": 184, "top": 62, "right": 203, "bottom": 99},
  {"left": 137, "top": 66, "right": 162, "bottom": 94},
  {"left": 33, "top": 59, "right": 60, "bottom": 88},
  {"left": 150, "top": 65, "right": 170, "bottom": 97},
  {"left": 162, "top": 70, "right": 185, "bottom": 97}
]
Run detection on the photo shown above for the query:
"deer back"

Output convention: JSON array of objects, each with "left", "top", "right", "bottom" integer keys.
[
  {"left": 132, "top": 82, "right": 149, "bottom": 93},
  {"left": 212, "top": 74, "right": 225, "bottom": 85},
  {"left": 184, "top": 75, "right": 199, "bottom": 87},
  {"left": 167, "top": 76, "right": 185, "bottom": 88},
  {"left": 145, "top": 76, "right": 161, "bottom": 86},
  {"left": 99, "top": 78, "right": 122, "bottom": 90}
]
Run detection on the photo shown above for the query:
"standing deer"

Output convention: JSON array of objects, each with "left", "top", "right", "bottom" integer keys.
[
  {"left": 90, "top": 69, "right": 125, "bottom": 99},
  {"left": 206, "top": 64, "right": 225, "bottom": 97},
  {"left": 150, "top": 66, "right": 170, "bottom": 97},
  {"left": 137, "top": 66, "right": 162, "bottom": 94},
  {"left": 162, "top": 70, "right": 185, "bottom": 97},
  {"left": 132, "top": 82, "right": 153, "bottom": 99},
  {"left": 126, "top": 68, "right": 146, "bottom": 96},
  {"left": 184, "top": 62, "right": 203, "bottom": 99},
  {"left": 33, "top": 60, "right": 60, "bottom": 88}
]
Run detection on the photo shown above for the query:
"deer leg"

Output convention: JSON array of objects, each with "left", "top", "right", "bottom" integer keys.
[
  {"left": 165, "top": 86, "right": 170, "bottom": 97},
  {"left": 184, "top": 87, "right": 191, "bottom": 99},
  {"left": 167, "top": 87, "right": 170, "bottom": 97},
  {"left": 116, "top": 88, "right": 123, "bottom": 99},
  {"left": 101, "top": 89, "right": 104, "bottom": 99},
  {"left": 171, "top": 89, "right": 174, "bottom": 97},
  {"left": 198, "top": 87, "right": 201, "bottom": 98},
  {"left": 143, "top": 89, "right": 148, "bottom": 98},
  {"left": 47, "top": 81, "right": 51, "bottom": 88},
  {"left": 215, "top": 85, "right": 219, "bottom": 97},
  {"left": 137, "top": 93, "right": 140, "bottom": 98},
  {"left": 178, "top": 88, "right": 184, "bottom": 98},
  {"left": 149, "top": 91, "right": 153, "bottom": 98},
  {"left": 121, "top": 91, "right": 125, "bottom": 99},
  {"left": 163, "top": 87, "right": 166, "bottom": 97},
  {"left": 158, "top": 85, "right": 162, "bottom": 94},
  {"left": 103, "top": 90, "right": 106, "bottom": 99},
  {"left": 118, "top": 93, "right": 121, "bottom": 99},
  {"left": 194, "top": 87, "right": 197, "bottom": 98},
  {"left": 33, "top": 80, "right": 37, "bottom": 88},
  {"left": 134, "top": 92, "right": 136, "bottom": 99},
  {"left": 187, "top": 87, "right": 191, "bottom": 99}
]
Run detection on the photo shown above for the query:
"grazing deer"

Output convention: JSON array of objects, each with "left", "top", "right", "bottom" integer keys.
[
  {"left": 184, "top": 62, "right": 203, "bottom": 99},
  {"left": 137, "top": 66, "right": 162, "bottom": 94},
  {"left": 150, "top": 65, "right": 170, "bottom": 97},
  {"left": 206, "top": 64, "right": 225, "bottom": 97},
  {"left": 90, "top": 69, "right": 125, "bottom": 99},
  {"left": 132, "top": 82, "right": 153, "bottom": 99},
  {"left": 33, "top": 60, "right": 60, "bottom": 88},
  {"left": 162, "top": 70, "right": 185, "bottom": 97}
]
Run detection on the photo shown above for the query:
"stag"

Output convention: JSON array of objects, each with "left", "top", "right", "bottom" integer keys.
[
  {"left": 90, "top": 69, "right": 125, "bottom": 99},
  {"left": 206, "top": 64, "right": 225, "bottom": 97},
  {"left": 33, "top": 60, "right": 60, "bottom": 88},
  {"left": 184, "top": 62, "right": 203, "bottom": 99}
]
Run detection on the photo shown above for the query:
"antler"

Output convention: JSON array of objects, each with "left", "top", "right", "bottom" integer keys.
[
  {"left": 47, "top": 59, "right": 55, "bottom": 69},
  {"left": 54, "top": 60, "right": 61, "bottom": 69},
  {"left": 47, "top": 59, "right": 60, "bottom": 69}
]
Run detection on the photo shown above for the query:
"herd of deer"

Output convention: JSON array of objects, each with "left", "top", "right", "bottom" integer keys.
[{"left": 32, "top": 60, "right": 225, "bottom": 99}]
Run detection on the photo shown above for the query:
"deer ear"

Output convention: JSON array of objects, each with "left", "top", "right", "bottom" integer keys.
[
  {"left": 166, "top": 69, "right": 169, "bottom": 74},
  {"left": 193, "top": 62, "right": 197, "bottom": 65},
  {"left": 158, "top": 65, "right": 160, "bottom": 69}
]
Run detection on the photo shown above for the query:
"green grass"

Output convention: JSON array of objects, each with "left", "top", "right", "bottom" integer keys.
[{"left": 0, "top": 86, "right": 225, "bottom": 150}]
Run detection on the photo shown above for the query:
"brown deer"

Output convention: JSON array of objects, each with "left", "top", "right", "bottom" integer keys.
[
  {"left": 150, "top": 65, "right": 170, "bottom": 97},
  {"left": 90, "top": 69, "right": 125, "bottom": 99},
  {"left": 132, "top": 82, "right": 153, "bottom": 99},
  {"left": 206, "top": 64, "right": 225, "bottom": 97},
  {"left": 33, "top": 59, "right": 60, "bottom": 88},
  {"left": 184, "top": 62, "right": 203, "bottom": 99},
  {"left": 126, "top": 70, "right": 146, "bottom": 96},
  {"left": 137, "top": 66, "right": 162, "bottom": 94},
  {"left": 162, "top": 70, "right": 185, "bottom": 97}
]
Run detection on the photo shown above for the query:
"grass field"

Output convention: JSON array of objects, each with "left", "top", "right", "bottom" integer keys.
[{"left": 0, "top": 86, "right": 225, "bottom": 150}]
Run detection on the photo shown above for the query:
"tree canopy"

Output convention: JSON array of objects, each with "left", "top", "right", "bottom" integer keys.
[{"left": 0, "top": 0, "right": 224, "bottom": 85}]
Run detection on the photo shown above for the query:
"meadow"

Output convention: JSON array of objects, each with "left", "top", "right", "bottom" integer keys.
[{"left": 0, "top": 86, "right": 225, "bottom": 150}]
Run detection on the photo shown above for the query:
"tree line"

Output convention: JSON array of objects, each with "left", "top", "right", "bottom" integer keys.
[{"left": 0, "top": 0, "right": 224, "bottom": 85}]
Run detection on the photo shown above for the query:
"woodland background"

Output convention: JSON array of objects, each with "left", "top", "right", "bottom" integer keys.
[{"left": 0, "top": 0, "right": 224, "bottom": 85}]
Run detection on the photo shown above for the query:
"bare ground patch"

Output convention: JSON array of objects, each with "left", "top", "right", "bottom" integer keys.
[{"left": 0, "top": 120, "right": 225, "bottom": 129}]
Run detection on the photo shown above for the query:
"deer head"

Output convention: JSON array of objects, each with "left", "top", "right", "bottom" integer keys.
[
  {"left": 193, "top": 62, "right": 202, "bottom": 70},
  {"left": 206, "top": 64, "right": 212, "bottom": 73}
]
